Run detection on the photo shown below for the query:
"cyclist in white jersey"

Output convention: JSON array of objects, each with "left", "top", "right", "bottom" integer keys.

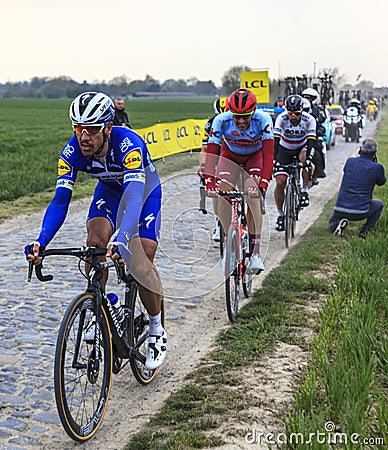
[
  {"left": 205, "top": 88, "right": 274, "bottom": 273},
  {"left": 273, "top": 94, "right": 316, "bottom": 232}
]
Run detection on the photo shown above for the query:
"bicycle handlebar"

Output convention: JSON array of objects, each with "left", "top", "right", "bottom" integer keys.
[
  {"left": 219, "top": 190, "right": 266, "bottom": 215},
  {"left": 218, "top": 190, "right": 248, "bottom": 197},
  {"left": 27, "top": 246, "right": 134, "bottom": 284},
  {"left": 280, "top": 162, "right": 305, "bottom": 169}
]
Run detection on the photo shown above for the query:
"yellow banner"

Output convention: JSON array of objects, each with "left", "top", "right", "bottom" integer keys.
[
  {"left": 241, "top": 70, "right": 270, "bottom": 103},
  {"left": 136, "top": 119, "right": 207, "bottom": 160}
]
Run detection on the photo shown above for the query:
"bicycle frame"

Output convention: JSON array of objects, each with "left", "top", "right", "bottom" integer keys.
[
  {"left": 28, "top": 247, "right": 143, "bottom": 363},
  {"left": 27, "top": 245, "right": 160, "bottom": 441},
  {"left": 222, "top": 191, "right": 247, "bottom": 279}
]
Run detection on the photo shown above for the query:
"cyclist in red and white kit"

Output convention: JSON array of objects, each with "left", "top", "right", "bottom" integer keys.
[
  {"left": 205, "top": 88, "right": 274, "bottom": 273},
  {"left": 273, "top": 94, "right": 316, "bottom": 232}
]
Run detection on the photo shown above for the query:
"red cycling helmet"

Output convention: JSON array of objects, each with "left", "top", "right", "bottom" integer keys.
[{"left": 228, "top": 88, "right": 257, "bottom": 115}]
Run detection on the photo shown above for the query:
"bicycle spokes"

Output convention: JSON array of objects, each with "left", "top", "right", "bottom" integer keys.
[{"left": 54, "top": 294, "right": 112, "bottom": 442}]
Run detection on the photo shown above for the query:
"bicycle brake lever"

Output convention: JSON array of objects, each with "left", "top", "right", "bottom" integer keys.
[
  {"left": 27, "top": 261, "right": 34, "bottom": 282},
  {"left": 113, "top": 259, "right": 122, "bottom": 284}
]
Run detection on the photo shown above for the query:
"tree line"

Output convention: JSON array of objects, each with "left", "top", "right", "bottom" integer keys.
[{"left": 0, "top": 66, "right": 385, "bottom": 102}]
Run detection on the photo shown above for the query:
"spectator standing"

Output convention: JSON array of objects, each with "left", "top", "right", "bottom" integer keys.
[{"left": 113, "top": 97, "right": 132, "bottom": 128}]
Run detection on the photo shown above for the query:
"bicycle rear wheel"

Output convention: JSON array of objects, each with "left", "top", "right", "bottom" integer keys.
[
  {"left": 284, "top": 182, "right": 294, "bottom": 248},
  {"left": 129, "top": 267, "right": 166, "bottom": 385},
  {"left": 54, "top": 292, "right": 112, "bottom": 442},
  {"left": 225, "top": 225, "right": 240, "bottom": 323}
]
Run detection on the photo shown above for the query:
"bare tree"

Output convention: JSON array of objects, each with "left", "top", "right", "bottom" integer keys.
[{"left": 221, "top": 65, "right": 252, "bottom": 95}]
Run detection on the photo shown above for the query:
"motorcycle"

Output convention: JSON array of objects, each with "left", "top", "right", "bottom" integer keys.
[{"left": 343, "top": 107, "right": 362, "bottom": 143}]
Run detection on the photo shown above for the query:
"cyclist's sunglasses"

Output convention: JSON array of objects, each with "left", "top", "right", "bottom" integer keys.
[
  {"left": 287, "top": 111, "right": 302, "bottom": 117},
  {"left": 232, "top": 112, "right": 254, "bottom": 118},
  {"left": 73, "top": 124, "right": 105, "bottom": 135}
]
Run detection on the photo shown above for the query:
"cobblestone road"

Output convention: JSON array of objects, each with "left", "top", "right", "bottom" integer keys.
[
  {"left": 0, "top": 122, "right": 376, "bottom": 449},
  {"left": 0, "top": 167, "right": 266, "bottom": 449}
]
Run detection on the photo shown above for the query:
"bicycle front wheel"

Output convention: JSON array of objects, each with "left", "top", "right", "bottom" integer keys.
[
  {"left": 242, "top": 249, "right": 253, "bottom": 298},
  {"left": 54, "top": 292, "right": 112, "bottom": 442},
  {"left": 129, "top": 267, "right": 166, "bottom": 385},
  {"left": 284, "top": 182, "right": 294, "bottom": 248},
  {"left": 225, "top": 225, "right": 240, "bottom": 323}
]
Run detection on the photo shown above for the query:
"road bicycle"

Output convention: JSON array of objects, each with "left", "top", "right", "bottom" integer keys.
[
  {"left": 296, "top": 75, "right": 309, "bottom": 94},
  {"left": 279, "top": 76, "right": 297, "bottom": 98},
  {"left": 319, "top": 73, "right": 335, "bottom": 106},
  {"left": 279, "top": 158, "right": 309, "bottom": 248},
  {"left": 219, "top": 184, "right": 265, "bottom": 323},
  {"left": 27, "top": 246, "right": 164, "bottom": 442}
]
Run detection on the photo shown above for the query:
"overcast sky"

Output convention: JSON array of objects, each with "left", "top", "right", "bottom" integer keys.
[{"left": 2, "top": 0, "right": 387, "bottom": 87}]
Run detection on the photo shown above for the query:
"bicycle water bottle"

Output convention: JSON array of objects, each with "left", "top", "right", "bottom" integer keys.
[{"left": 107, "top": 293, "right": 124, "bottom": 323}]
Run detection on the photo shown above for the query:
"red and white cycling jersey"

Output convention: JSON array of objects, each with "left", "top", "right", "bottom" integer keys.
[{"left": 274, "top": 111, "right": 316, "bottom": 150}]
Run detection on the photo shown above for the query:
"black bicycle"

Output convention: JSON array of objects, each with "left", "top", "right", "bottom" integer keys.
[
  {"left": 27, "top": 246, "right": 165, "bottom": 442},
  {"left": 281, "top": 159, "right": 305, "bottom": 248},
  {"left": 319, "top": 73, "right": 335, "bottom": 106}
]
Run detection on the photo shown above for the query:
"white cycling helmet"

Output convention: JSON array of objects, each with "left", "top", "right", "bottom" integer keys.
[
  {"left": 350, "top": 98, "right": 360, "bottom": 105},
  {"left": 301, "top": 87, "right": 320, "bottom": 105},
  {"left": 70, "top": 91, "right": 115, "bottom": 125},
  {"left": 302, "top": 98, "right": 311, "bottom": 113}
]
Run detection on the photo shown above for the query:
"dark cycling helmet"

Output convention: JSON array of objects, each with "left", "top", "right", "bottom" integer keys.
[
  {"left": 70, "top": 91, "right": 115, "bottom": 126},
  {"left": 301, "top": 87, "right": 320, "bottom": 105},
  {"left": 285, "top": 94, "right": 303, "bottom": 112},
  {"left": 228, "top": 88, "right": 257, "bottom": 115},
  {"left": 213, "top": 97, "right": 230, "bottom": 114}
]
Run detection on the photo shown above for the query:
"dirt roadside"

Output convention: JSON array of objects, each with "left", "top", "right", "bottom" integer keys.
[{"left": 4, "top": 120, "right": 376, "bottom": 450}]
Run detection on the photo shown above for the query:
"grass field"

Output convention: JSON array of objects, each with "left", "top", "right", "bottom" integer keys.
[{"left": 0, "top": 97, "right": 213, "bottom": 205}]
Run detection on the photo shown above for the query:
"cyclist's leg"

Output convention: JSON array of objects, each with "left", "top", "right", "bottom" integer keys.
[
  {"left": 274, "top": 145, "right": 295, "bottom": 229},
  {"left": 244, "top": 153, "right": 264, "bottom": 264},
  {"left": 132, "top": 188, "right": 162, "bottom": 316},
  {"left": 298, "top": 148, "right": 311, "bottom": 207},
  {"left": 86, "top": 183, "right": 120, "bottom": 283},
  {"left": 131, "top": 191, "right": 166, "bottom": 369},
  {"left": 215, "top": 148, "right": 240, "bottom": 236}
]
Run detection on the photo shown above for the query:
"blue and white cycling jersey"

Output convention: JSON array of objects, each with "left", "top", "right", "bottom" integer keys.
[
  {"left": 56, "top": 126, "right": 159, "bottom": 196},
  {"left": 274, "top": 111, "right": 316, "bottom": 151},
  {"left": 38, "top": 126, "right": 161, "bottom": 248},
  {"left": 207, "top": 109, "right": 274, "bottom": 156}
]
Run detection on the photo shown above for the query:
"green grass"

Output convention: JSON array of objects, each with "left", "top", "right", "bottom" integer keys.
[
  {"left": 280, "top": 114, "right": 387, "bottom": 450},
  {"left": 123, "top": 113, "right": 387, "bottom": 449},
  {"left": 0, "top": 97, "right": 212, "bottom": 217}
]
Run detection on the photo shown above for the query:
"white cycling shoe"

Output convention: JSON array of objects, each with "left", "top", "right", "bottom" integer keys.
[
  {"left": 146, "top": 328, "right": 167, "bottom": 370},
  {"left": 248, "top": 253, "right": 265, "bottom": 274}
]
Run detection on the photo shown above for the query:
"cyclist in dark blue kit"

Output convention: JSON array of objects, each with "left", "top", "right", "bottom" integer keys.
[{"left": 25, "top": 92, "right": 167, "bottom": 370}]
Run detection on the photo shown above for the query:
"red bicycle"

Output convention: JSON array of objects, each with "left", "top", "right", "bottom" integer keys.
[{"left": 219, "top": 186, "right": 265, "bottom": 323}]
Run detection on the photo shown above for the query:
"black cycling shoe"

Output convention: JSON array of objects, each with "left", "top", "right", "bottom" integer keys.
[
  {"left": 275, "top": 215, "right": 285, "bottom": 232},
  {"left": 300, "top": 192, "right": 310, "bottom": 207}
]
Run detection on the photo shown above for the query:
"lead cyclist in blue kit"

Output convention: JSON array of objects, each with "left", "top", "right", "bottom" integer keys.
[{"left": 25, "top": 91, "right": 167, "bottom": 370}]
